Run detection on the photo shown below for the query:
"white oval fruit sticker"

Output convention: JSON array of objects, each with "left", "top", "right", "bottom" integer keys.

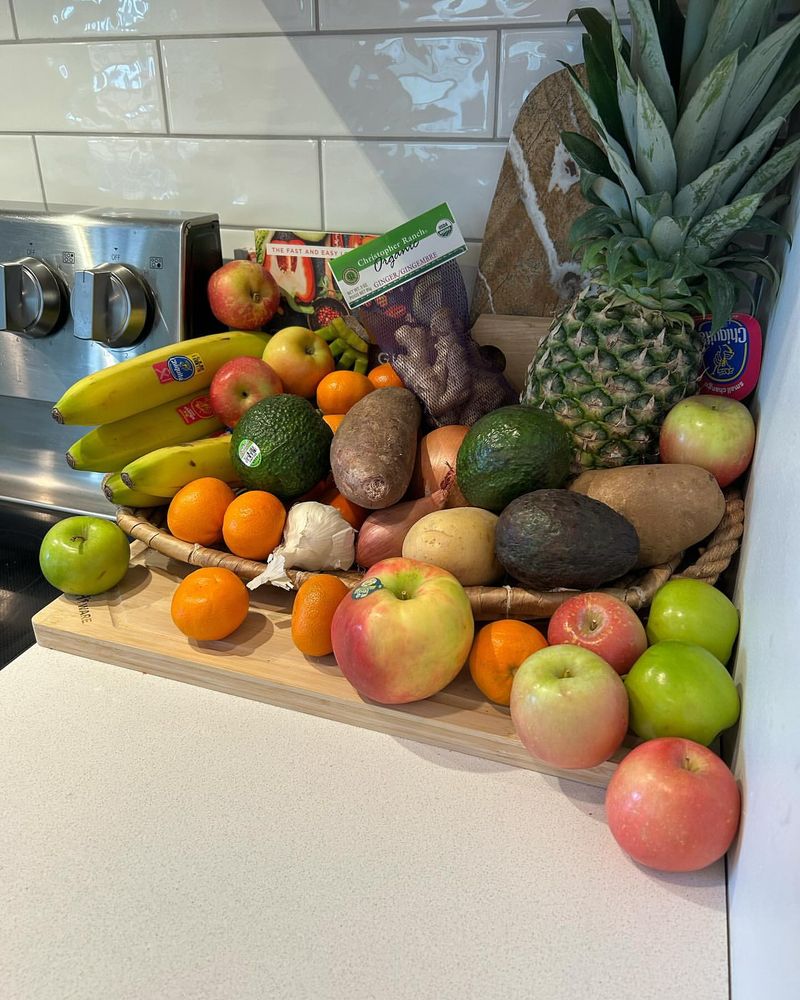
[{"left": 238, "top": 439, "right": 262, "bottom": 468}]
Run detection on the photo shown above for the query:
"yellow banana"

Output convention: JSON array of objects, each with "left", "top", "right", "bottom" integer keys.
[
  {"left": 67, "top": 390, "right": 223, "bottom": 473},
  {"left": 120, "top": 434, "right": 236, "bottom": 497},
  {"left": 101, "top": 472, "right": 167, "bottom": 508},
  {"left": 53, "top": 331, "right": 270, "bottom": 426}
]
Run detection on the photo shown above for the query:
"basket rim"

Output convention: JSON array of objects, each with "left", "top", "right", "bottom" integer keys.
[{"left": 116, "top": 488, "right": 744, "bottom": 621}]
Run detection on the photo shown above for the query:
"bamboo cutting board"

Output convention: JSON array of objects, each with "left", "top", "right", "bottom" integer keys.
[{"left": 32, "top": 544, "right": 628, "bottom": 788}]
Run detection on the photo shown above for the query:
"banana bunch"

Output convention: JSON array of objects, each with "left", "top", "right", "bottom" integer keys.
[
  {"left": 317, "top": 317, "right": 370, "bottom": 375},
  {"left": 53, "top": 330, "right": 267, "bottom": 506}
]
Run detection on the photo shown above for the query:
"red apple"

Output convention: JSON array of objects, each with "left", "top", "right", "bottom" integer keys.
[
  {"left": 209, "top": 357, "right": 283, "bottom": 428},
  {"left": 510, "top": 645, "right": 629, "bottom": 770},
  {"left": 262, "top": 325, "right": 335, "bottom": 398},
  {"left": 605, "top": 737, "right": 740, "bottom": 872},
  {"left": 330, "top": 557, "right": 474, "bottom": 704},
  {"left": 659, "top": 395, "right": 755, "bottom": 487},
  {"left": 547, "top": 592, "right": 647, "bottom": 675},
  {"left": 207, "top": 260, "right": 280, "bottom": 330}
]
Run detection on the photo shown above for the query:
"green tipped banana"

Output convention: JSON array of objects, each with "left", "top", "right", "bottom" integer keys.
[
  {"left": 120, "top": 434, "right": 235, "bottom": 497},
  {"left": 102, "top": 473, "right": 167, "bottom": 508},
  {"left": 353, "top": 355, "right": 369, "bottom": 375}
]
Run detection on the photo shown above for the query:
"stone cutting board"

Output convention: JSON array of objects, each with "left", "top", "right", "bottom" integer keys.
[{"left": 470, "top": 66, "right": 594, "bottom": 324}]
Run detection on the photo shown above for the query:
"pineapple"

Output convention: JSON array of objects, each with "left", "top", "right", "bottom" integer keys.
[{"left": 523, "top": 0, "right": 800, "bottom": 469}]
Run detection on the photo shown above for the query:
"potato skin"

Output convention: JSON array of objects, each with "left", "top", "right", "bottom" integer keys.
[
  {"left": 331, "top": 387, "right": 421, "bottom": 509},
  {"left": 402, "top": 507, "right": 503, "bottom": 586},
  {"left": 569, "top": 464, "right": 726, "bottom": 568}
]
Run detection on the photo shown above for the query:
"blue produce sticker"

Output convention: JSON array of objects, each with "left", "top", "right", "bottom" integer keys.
[
  {"left": 352, "top": 577, "right": 384, "bottom": 600},
  {"left": 167, "top": 355, "right": 196, "bottom": 381}
]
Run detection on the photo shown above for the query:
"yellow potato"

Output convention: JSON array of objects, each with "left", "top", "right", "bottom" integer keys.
[{"left": 402, "top": 507, "right": 503, "bottom": 586}]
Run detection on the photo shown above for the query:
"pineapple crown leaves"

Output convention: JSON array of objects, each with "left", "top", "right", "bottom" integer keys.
[{"left": 562, "top": 0, "right": 800, "bottom": 331}]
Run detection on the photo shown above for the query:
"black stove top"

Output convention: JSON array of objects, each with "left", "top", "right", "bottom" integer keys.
[{"left": 0, "top": 500, "right": 61, "bottom": 668}]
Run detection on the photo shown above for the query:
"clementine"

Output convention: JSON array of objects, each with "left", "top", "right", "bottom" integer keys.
[
  {"left": 291, "top": 574, "right": 350, "bottom": 657},
  {"left": 468, "top": 619, "right": 548, "bottom": 706},
  {"left": 222, "top": 490, "right": 286, "bottom": 560},
  {"left": 367, "top": 363, "right": 405, "bottom": 389},
  {"left": 316, "top": 370, "right": 374, "bottom": 415},
  {"left": 167, "top": 477, "right": 236, "bottom": 546},
  {"left": 319, "top": 486, "right": 368, "bottom": 529},
  {"left": 171, "top": 566, "right": 249, "bottom": 641}
]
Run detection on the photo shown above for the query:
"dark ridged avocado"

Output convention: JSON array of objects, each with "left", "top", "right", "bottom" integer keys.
[{"left": 495, "top": 489, "right": 640, "bottom": 590}]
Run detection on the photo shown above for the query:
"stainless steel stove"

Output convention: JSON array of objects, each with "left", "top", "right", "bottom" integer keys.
[{"left": 0, "top": 206, "right": 224, "bottom": 665}]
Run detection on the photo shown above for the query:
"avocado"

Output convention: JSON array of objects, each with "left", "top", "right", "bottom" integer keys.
[
  {"left": 495, "top": 489, "right": 640, "bottom": 590},
  {"left": 231, "top": 394, "right": 332, "bottom": 500},
  {"left": 456, "top": 405, "right": 572, "bottom": 513}
]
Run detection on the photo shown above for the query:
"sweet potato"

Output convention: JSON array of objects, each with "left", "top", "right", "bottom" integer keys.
[
  {"left": 569, "top": 464, "right": 726, "bottom": 568},
  {"left": 331, "top": 387, "right": 421, "bottom": 509}
]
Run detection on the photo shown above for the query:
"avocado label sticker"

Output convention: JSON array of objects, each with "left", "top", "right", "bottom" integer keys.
[
  {"left": 238, "top": 438, "right": 262, "bottom": 468},
  {"left": 352, "top": 577, "right": 384, "bottom": 600}
]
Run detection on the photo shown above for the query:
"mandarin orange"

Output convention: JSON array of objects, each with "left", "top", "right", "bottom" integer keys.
[
  {"left": 468, "top": 619, "right": 548, "bottom": 706},
  {"left": 167, "top": 477, "right": 236, "bottom": 546},
  {"left": 171, "top": 566, "right": 249, "bottom": 641}
]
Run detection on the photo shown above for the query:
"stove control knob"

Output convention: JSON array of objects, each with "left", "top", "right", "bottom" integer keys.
[
  {"left": 0, "top": 256, "right": 66, "bottom": 337},
  {"left": 71, "top": 263, "right": 153, "bottom": 348}
]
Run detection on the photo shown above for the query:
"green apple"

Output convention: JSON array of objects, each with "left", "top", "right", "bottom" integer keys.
[
  {"left": 624, "top": 641, "right": 740, "bottom": 745},
  {"left": 39, "top": 516, "right": 130, "bottom": 596},
  {"left": 646, "top": 578, "right": 739, "bottom": 664}
]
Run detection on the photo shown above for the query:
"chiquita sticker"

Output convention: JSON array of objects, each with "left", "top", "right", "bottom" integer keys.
[{"left": 697, "top": 313, "right": 762, "bottom": 401}]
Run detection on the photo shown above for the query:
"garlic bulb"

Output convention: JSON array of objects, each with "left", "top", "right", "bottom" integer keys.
[{"left": 247, "top": 502, "right": 355, "bottom": 591}]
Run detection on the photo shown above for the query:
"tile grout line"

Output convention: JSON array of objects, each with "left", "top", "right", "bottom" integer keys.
[
  {"left": 313, "top": 0, "right": 320, "bottom": 32},
  {"left": 0, "top": 23, "right": 595, "bottom": 45},
  {"left": 493, "top": 28, "right": 502, "bottom": 140},
  {"left": 29, "top": 135, "right": 49, "bottom": 211},
  {"left": 316, "top": 139, "right": 326, "bottom": 231},
  {"left": 7, "top": 0, "right": 19, "bottom": 39},
  {"left": 154, "top": 40, "right": 172, "bottom": 134},
  {"left": 0, "top": 130, "right": 507, "bottom": 145}
]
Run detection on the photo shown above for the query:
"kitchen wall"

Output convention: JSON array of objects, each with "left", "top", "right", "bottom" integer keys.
[
  {"left": 727, "top": 171, "right": 800, "bottom": 1000},
  {"left": 0, "top": 0, "right": 628, "bottom": 296}
]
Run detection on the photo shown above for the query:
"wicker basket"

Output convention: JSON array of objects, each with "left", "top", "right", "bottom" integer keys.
[{"left": 116, "top": 490, "right": 744, "bottom": 621}]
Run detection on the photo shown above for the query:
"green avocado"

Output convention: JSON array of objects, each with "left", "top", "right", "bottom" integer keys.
[
  {"left": 456, "top": 405, "right": 572, "bottom": 512},
  {"left": 495, "top": 489, "right": 640, "bottom": 590},
  {"left": 231, "top": 394, "right": 332, "bottom": 500}
]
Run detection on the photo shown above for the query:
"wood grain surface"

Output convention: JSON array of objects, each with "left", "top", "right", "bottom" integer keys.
[{"left": 33, "top": 543, "right": 629, "bottom": 789}]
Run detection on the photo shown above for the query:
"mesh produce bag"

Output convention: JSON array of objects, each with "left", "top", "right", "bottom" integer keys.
[{"left": 354, "top": 261, "right": 515, "bottom": 427}]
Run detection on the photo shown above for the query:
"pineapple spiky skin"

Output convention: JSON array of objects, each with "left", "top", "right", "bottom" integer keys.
[{"left": 523, "top": 288, "right": 703, "bottom": 470}]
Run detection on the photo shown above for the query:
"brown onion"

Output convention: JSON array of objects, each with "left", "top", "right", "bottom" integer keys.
[
  {"left": 410, "top": 425, "right": 470, "bottom": 508},
  {"left": 356, "top": 488, "right": 449, "bottom": 568}
]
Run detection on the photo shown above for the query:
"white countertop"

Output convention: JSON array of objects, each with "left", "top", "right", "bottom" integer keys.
[{"left": 0, "top": 645, "right": 729, "bottom": 1000}]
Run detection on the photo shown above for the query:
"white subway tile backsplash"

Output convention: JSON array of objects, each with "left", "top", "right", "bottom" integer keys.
[
  {"left": 319, "top": 0, "right": 625, "bottom": 30},
  {"left": 322, "top": 141, "right": 505, "bottom": 241},
  {"left": 36, "top": 136, "right": 322, "bottom": 229},
  {"left": 0, "top": 1, "right": 14, "bottom": 39},
  {"left": 0, "top": 42, "right": 164, "bottom": 133},
  {"left": 161, "top": 33, "right": 496, "bottom": 138},
  {"left": 498, "top": 28, "right": 583, "bottom": 138},
  {"left": 0, "top": 136, "right": 45, "bottom": 207},
  {"left": 13, "top": 0, "right": 314, "bottom": 38}
]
